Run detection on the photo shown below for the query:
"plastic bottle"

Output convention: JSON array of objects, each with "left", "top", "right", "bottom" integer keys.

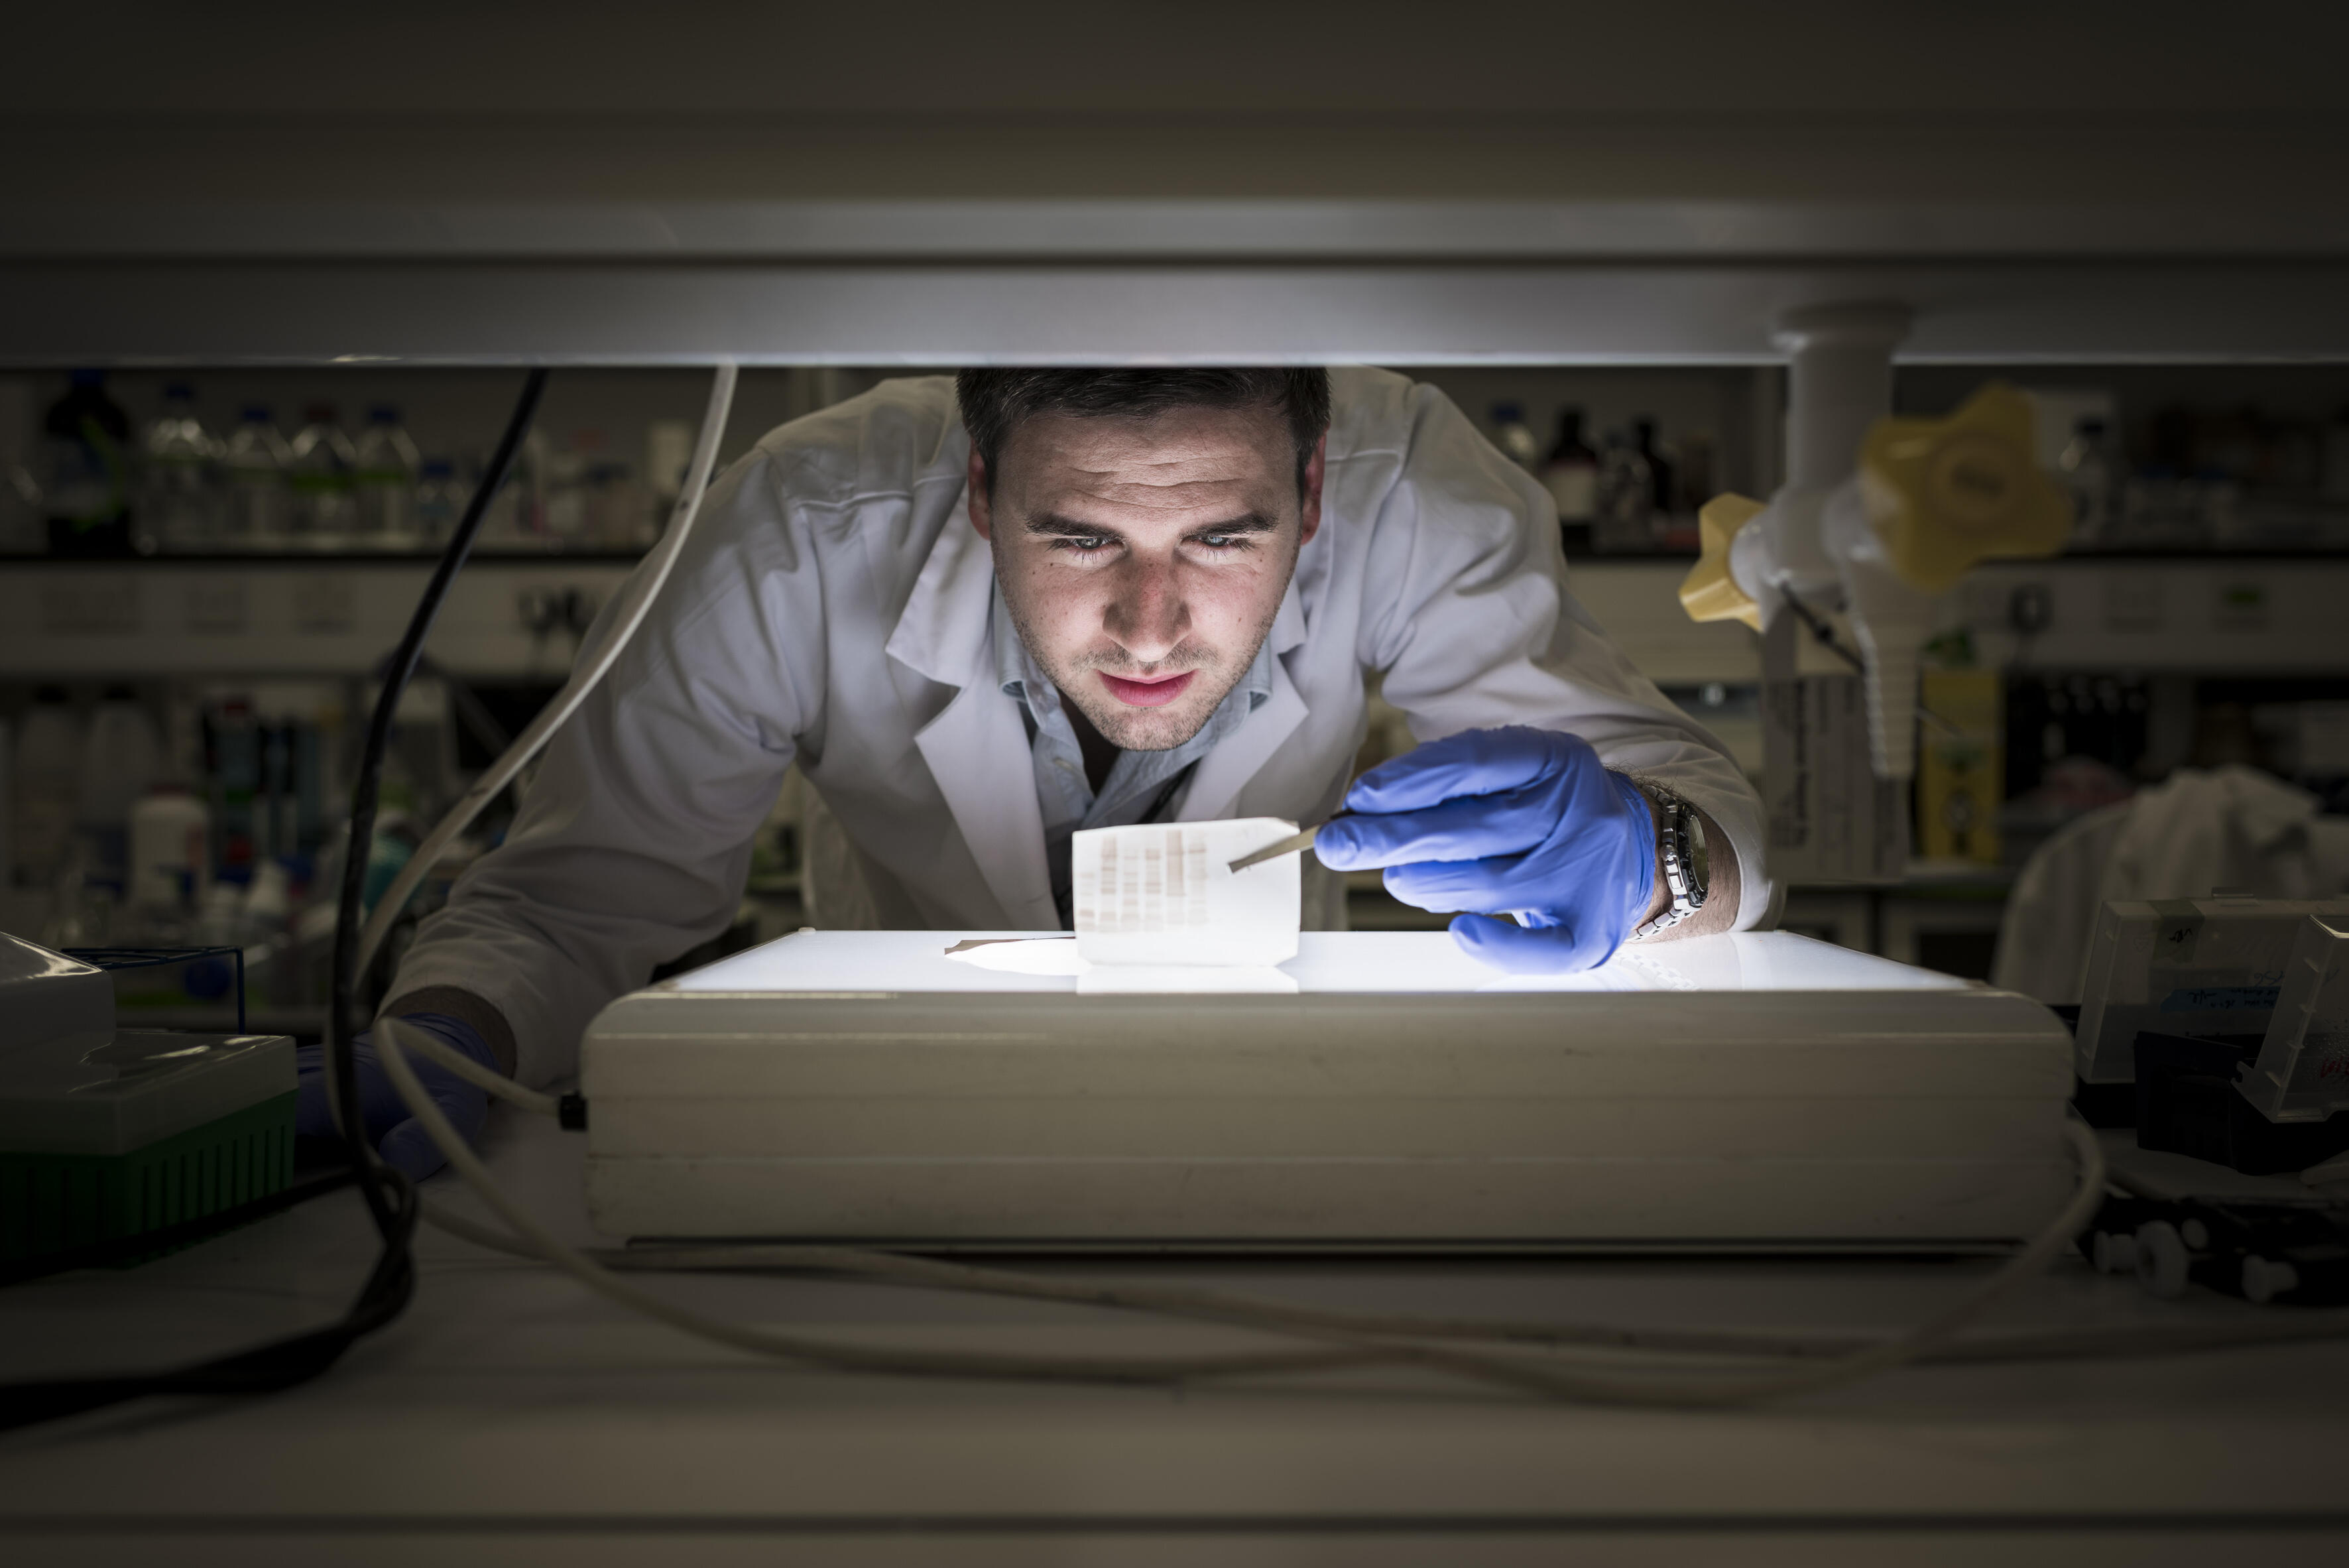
[
  {"left": 243, "top": 856, "right": 291, "bottom": 933},
  {"left": 1592, "top": 429, "right": 1657, "bottom": 554},
  {"left": 1633, "top": 419, "right": 1677, "bottom": 516},
  {"left": 1540, "top": 407, "right": 1600, "bottom": 541},
  {"left": 415, "top": 459, "right": 462, "bottom": 544},
  {"left": 2323, "top": 407, "right": 2349, "bottom": 507},
  {"left": 0, "top": 378, "right": 38, "bottom": 553},
  {"left": 43, "top": 370, "right": 136, "bottom": 556},
  {"left": 222, "top": 406, "right": 292, "bottom": 543},
  {"left": 353, "top": 404, "right": 423, "bottom": 543},
  {"left": 210, "top": 696, "right": 260, "bottom": 876},
  {"left": 130, "top": 784, "right": 210, "bottom": 915},
  {"left": 646, "top": 418, "right": 695, "bottom": 506},
  {"left": 12, "top": 688, "right": 85, "bottom": 888},
  {"left": 542, "top": 434, "right": 592, "bottom": 545},
  {"left": 1488, "top": 402, "right": 1541, "bottom": 469},
  {"left": 2060, "top": 416, "right": 2120, "bottom": 547},
  {"left": 74, "top": 687, "right": 162, "bottom": 894},
  {"left": 139, "top": 381, "right": 220, "bottom": 552},
  {"left": 286, "top": 402, "right": 357, "bottom": 540},
  {"left": 0, "top": 719, "right": 12, "bottom": 895}
]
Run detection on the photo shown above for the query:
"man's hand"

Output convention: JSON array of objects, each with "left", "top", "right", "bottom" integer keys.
[
  {"left": 1312, "top": 726, "right": 1656, "bottom": 973},
  {"left": 294, "top": 1012, "right": 499, "bottom": 1181}
]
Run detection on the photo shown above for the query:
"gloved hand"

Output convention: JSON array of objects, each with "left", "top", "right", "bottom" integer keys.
[
  {"left": 295, "top": 1012, "right": 499, "bottom": 1182},
  {"left": 1313, "top": 726, "right": 1657, "bottom": 973}
]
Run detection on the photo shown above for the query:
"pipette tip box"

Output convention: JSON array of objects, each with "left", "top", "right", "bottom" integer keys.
[{"left": 2, "top": 933, "right": 296, "bottom": 1265}]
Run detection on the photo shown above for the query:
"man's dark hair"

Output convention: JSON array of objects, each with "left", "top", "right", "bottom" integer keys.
[{"left": 955, "top": 368, "right": 1331, "bottom": 497}]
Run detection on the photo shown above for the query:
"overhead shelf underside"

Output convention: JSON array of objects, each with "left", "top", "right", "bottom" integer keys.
[{"left": 7, "top": 247, "right": 2349, "bottom": 366}]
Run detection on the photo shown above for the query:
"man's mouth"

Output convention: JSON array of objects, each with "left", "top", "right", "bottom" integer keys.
[{"left": 1099, "top": 670, "right": 1197, "bottom": 708}]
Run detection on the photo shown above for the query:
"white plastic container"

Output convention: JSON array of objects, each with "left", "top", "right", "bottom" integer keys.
[
  {"left": 130, "top": 785, "right": 211, "bottom": 912},
  {"left": 75, "top": 690, "right": 161, "bottom": 886},
  {"left": 0, "top": 719, "right": 12, "bottom": 901},
  {"left": 2075, "top": 894, "right": 2349, "bottom": 1083},
  {"left": 11, "top": 692, "right": 83, "bottom": 889},
  {"left": 2238, "top": 916, "right": 2349, "bottom": 1122}
]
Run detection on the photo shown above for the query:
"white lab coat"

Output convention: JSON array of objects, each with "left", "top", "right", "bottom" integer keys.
[{"left": 393, "top": 369, "right": 1769, "bottom": 1085}]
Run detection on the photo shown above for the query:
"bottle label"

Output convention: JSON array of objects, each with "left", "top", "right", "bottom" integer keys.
[{"left": 1545, "top": 466, "right": 1597, "bottom": 521}]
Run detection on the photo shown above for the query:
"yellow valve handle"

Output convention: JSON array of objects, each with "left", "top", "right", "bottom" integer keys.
[
  {"left": 1679, "top": 492, "right": 1768, "bottom": 631},
  {"left": 1858, "top": 382, "right": 2073, "bottom": 594}
]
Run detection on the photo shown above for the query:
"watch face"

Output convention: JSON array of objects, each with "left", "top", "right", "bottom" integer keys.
[{"left": 1681, "top": 808, "right": 1709, "bottom": 904}]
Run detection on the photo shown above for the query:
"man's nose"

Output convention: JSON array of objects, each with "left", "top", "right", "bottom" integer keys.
[{"left": 1106, "top": 555, "right": 1189, "bottom": 664}]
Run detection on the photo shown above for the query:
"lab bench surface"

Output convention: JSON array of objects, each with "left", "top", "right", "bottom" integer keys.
[{"left": 2, "top": 1112, "right": 2345, "bottom": 1567}]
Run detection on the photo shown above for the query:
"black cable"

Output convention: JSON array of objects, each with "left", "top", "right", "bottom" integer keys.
[
  {"left": 0, "top": 369, "right": 550, "bottom": 1434},
  {"left": 332, "top": 367, "right": 548, "bottom": 1234}
]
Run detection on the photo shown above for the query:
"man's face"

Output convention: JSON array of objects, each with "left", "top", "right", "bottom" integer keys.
[{"left": 969, "top": 404, "right": 1323, "bottom": 752}]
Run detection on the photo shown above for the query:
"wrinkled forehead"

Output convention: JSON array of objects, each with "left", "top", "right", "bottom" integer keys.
[{"left": 995, "top": 404, "right": 1295, "bottom": 507}]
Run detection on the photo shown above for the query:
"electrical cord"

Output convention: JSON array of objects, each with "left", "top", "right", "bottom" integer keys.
[
  {"left": 396, "top": 1121, "right": 2349, "bottom": 1386},
  {"left": 0, "top": 369, "right": 550, "bottom": 1434},
  {"left": 388, "top": 1005, "right": 2129, "bottom": 1407},
  {"left": 392, "top": 1022, "right": 562, "bottom": 1117},
  {"left": 351, "top": 363, "right": 740, "bottom": 986}
]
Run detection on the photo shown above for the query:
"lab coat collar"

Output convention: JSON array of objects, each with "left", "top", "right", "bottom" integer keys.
[
  {"left": 883, "top": 486, "right": 994, "bottom": 687},
  {"left": 892, "top": 487, "right": 1060, "bottom": 926}
]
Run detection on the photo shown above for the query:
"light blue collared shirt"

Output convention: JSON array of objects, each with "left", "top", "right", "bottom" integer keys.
[{"left": 993, "top": 587, "right": 1275, "bottom": 928}]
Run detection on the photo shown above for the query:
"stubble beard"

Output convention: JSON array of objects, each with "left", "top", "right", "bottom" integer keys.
[{"left": 1002, "top": 601, "right": 1277, "bottom": 754}]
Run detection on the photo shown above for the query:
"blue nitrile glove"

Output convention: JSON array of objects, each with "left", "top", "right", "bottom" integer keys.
[
  {"left": 1313, "top": 726, "right": 1657, "bottom": 973},
  {"left": 295, "top": 1012, "right": 497, "bottom": 1182}
]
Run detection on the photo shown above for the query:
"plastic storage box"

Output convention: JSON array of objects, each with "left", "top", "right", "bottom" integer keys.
[{"left": 1, "top": 933, "right": 294, "bottom": 1265}]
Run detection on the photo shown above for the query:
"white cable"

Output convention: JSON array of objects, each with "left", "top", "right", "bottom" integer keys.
[
  {"left": 393, "top": 1024, "right": 560, "bottom": 1117},
  {"left": 384, "top": 995, "right": 2121, "bottom": 1406},
  {"left": 591, "top": 1232, "right": 2349, "bottom": 1370},
  {"left": 353, "top": 361, "right": 740, "bottom": 984},
  {"left": 374, "top": 1020, "right": 1502, "bottom": 1392}
]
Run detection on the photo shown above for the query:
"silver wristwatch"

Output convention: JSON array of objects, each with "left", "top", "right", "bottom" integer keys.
[{"left": 1631, "top": 783, "right": 1709, "bottom": 940}]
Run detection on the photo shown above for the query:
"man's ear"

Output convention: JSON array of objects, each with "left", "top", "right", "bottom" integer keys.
[
  {"left": 966, "top": 444, "right": 993, "bottom": 540},
  {"left": 1297, "top": 433, "right": 1327, "bottom": 547}
]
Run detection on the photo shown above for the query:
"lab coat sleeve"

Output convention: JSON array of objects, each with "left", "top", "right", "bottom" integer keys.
[
  {"left": 385, "top": 450, "right": 823, "bottom": 1087},
  {"left": 1358, "top": 383, "right": 1774, "bottom": 929}
]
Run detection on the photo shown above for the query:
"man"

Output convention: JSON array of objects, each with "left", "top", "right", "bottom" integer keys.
[{"left": 303, "top": 367, "right": 1768, "bottom": 1176}]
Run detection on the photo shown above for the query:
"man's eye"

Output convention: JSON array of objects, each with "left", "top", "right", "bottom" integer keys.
[
  {"left": 1055, "top": 536, "right": 1110, "bottom": 552},
  {"left": 1196, "top": 533, "right": 1252, "bottom": 551}
]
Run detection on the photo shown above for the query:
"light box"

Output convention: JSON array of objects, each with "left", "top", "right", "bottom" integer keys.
[{"left": 582, "top": 930, "right": 2073, "bottom": 1250}]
